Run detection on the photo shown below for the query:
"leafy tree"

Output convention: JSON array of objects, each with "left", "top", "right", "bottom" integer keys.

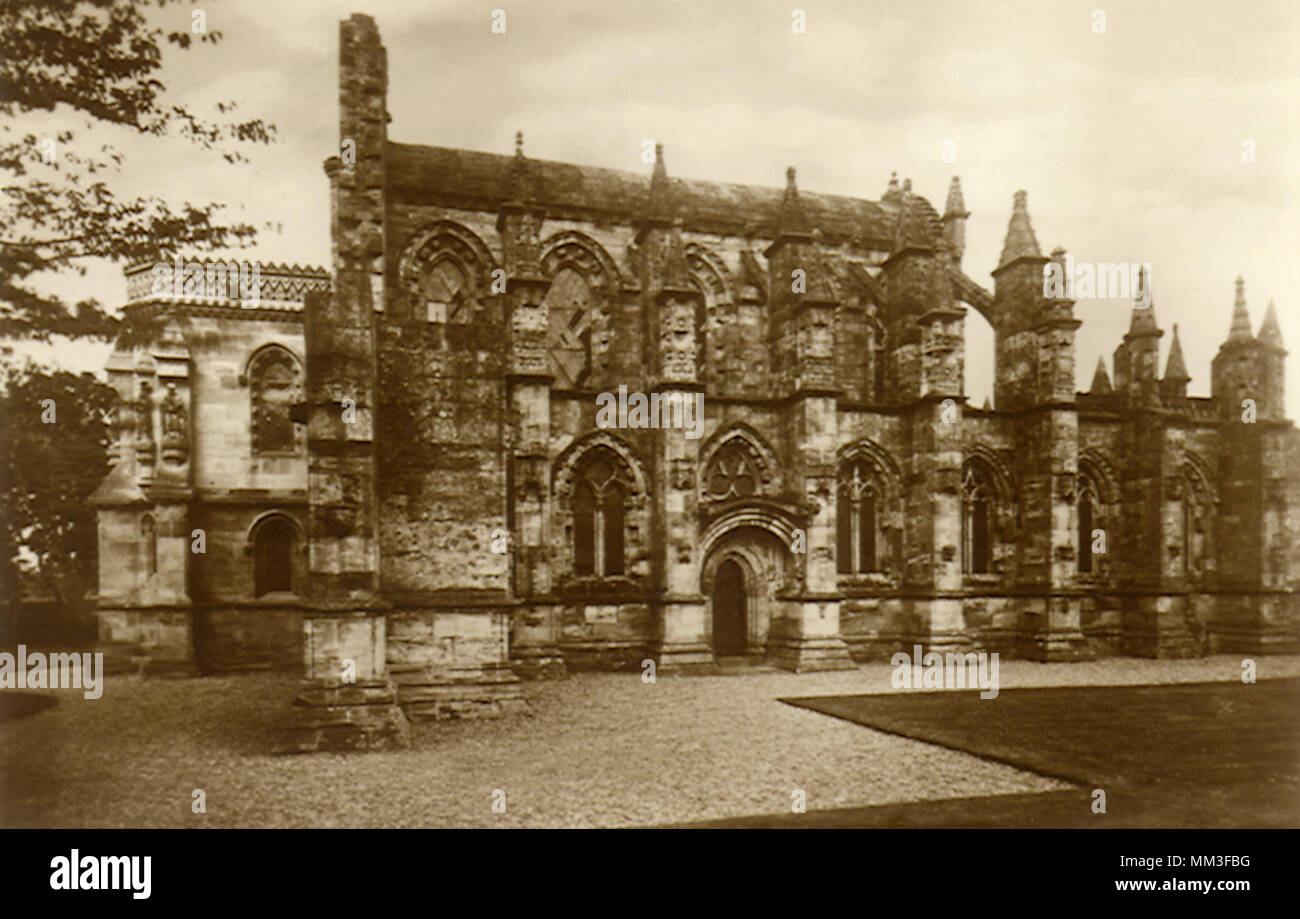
[
  {"left": 0, "top": 0, "right": 277, "bottom": 342},
  {"left": 0, "top": 362, "right": 116, "bottom": 637},
  {"left": 0, "top": 1, "right": 277, "bottom": 633}
]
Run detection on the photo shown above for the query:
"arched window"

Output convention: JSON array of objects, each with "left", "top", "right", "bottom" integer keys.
[
  {"left": 249, "top": 346, "right": 303, "bottom": 455},
  {"left": 570, "top": 449, "right": 628, "bottom": 576},
  {"left": 546, "top": 268, "right": 595, "bottom": 388},
  {"left": 253, "top": 516, "right": 297, "bottom": 596},
  {"left": 423, "top": 258, "right": 468, "bottom": 323},
  {"left": 962, "top": 464, "right": 994, "bottom": 574},
  {"left": 838, "top": 458, "right": 883, "bottom": 574},
  {"left": 573, "top": 480, "right": 596, "bottom": 576},
  {"left": 705, "top": 442, "right": 760, "bottom": 500},
  {"left": 141, "top": 514, "right": 158, "bottom": 578},
  {"left": 1078, "top": 476, "right": 1099, "bottom": 575}
]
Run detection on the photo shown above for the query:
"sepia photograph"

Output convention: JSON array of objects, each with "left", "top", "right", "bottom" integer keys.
[{"left": 0, "top": 0, "right": 1295, "bottom": 900}]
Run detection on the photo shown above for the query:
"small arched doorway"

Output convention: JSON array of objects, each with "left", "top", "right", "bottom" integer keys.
[
  {"left": 253, "top": 515, "right": 297, "bottom": 596},
  {"left": 712, "top": 559, "right": 748, "bottom": 656}
]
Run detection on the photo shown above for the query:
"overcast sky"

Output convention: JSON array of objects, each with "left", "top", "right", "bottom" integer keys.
[{"left": 17, "top": 0, "right": 1300, "bottom": 410}]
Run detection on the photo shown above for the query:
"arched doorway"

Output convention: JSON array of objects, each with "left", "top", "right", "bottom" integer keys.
[
  {"left": 701, "top": 516, "right": 801, "bottom": 662},
  {"left": 712, "top": 559, "right": 748, "bottom": 656}
]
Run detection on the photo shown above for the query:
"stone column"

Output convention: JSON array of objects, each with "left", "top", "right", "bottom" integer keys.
[
  {"left": 503, "top": 204, "right": 565, "bottom": 678},
  {"left": 1020, "top": 404, "right": 1091, "bottom": 660},
  {"left": 650, "top": 249, "right": 712, "bottom": 673},
  {"left": 769, "top": 377, "right": 855, "bottom": 671},
  {"left": 278, "top": 14, "right": 407, "bottom": 752}
]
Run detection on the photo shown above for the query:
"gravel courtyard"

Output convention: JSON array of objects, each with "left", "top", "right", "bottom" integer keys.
[{"left": 3, "top": 655, "right": 1296, "bottom": 828}]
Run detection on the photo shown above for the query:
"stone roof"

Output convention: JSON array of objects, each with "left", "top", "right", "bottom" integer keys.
[
  {"left": 386, "top": 141, "right": 899, "bottom": 247},
  {"left": 891, "top": 192, "right": 936, "bottom": 254}
]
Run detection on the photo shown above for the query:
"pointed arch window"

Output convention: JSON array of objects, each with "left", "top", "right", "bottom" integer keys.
[
  {"left": 545, "top": 268, "right": 596, "bottom": 388},
  {"left": 571, "top": 449, "right": 627, "bottom": 577},
  {"left": 962, "top": 464, "right": 995, "bottom": 574},
  {"left": 249, "top": 346, "right": 303, "bottom": 455},
  {"left": 838, "top": 458, "right": 884, "bottom": 574},
  {"left": 424, "top": 258, "right": 469, "bottom": 323},
  {"left": 1078, "top": 476, "right": 1099, "bottom": 575}
]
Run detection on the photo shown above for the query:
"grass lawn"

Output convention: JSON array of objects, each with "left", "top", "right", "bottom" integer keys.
[{"left": 768, "top": 678, "right": 1300, "bottom": 828}]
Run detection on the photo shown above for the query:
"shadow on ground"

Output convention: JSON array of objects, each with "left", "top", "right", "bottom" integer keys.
[{"left": 672, "top": 678, "right": 1300, "bottom": 828}]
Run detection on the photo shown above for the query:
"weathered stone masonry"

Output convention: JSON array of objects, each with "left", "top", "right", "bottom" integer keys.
[{"left": 94, "top": 13, "right": 1300, "bottom": 749}]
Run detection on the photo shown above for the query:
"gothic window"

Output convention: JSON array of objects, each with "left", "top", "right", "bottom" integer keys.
[
  {"left": 962, "top": 464, "right": 995, "bottom": 575},
  {"left": 1078, "top": 476, "right": 1099, "bottom": 575},
  {"left": 546, "top": 268, "right": 595, "bottom": 388},
  {"left": 141, "top": 514, "right": 157, "bottom": 578},
  {"left": 705, "top": 442, "right": 760, "bottom": 500},
  {"left": 573, "top": 480, "right": 596, "bottom": 575},
  {"left": 837, "top": 458, "right": 884, "bottom": 575},
  {"left": 571, "top": 449, "right": 627, "bottom": 576},
  {"left": 253, "top": 515, "right": 296, "bottom": 596},
  {"left": 249, "top": 347, "right": 303, "bottom": 455},
  {"left": 423, "top": 258, "right": 468, "bottom": 323}
]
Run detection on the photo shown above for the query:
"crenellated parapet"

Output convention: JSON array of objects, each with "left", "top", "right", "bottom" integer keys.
[{"left": 124, "top": 258, "right": 330, "bottom": 311}]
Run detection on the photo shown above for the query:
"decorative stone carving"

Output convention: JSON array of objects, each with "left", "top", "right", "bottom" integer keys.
[
  {"left": 160, "top": 381, "right": 188, "bottom": 465},
  {"left": 670, "top": 458, "right": 696, "bottom": 491},
  {"left": 249, "top": 346, "right": 305, "bottom": 455},
  {"left": 134, "top": 381, "right": 156, "bottom": 471}
]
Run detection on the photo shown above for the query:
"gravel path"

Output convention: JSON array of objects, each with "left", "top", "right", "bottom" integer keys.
[{"left": 2, "top": 654, "right": 1295, "bottom": 828}]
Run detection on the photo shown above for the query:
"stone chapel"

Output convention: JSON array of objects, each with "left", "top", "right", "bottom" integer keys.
[{"left": 91, "top": 13, "right": 1300, "bottom": 749}]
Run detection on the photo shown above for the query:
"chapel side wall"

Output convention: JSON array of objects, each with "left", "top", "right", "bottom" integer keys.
[
  {"left": 833, "top": 409, "right": 907, "bottom": 660},
  {"left": 367, "top": 209, "right": 510, "bottom": 699},
  {"left": 1077, "top": 413, "right": 1126, "bottom": 655},
  {"left": 955, "top": 411, "right": 1021, "bottom": 651},
  {"left": 183, "top": 312, "right": 309, "bottom": 672}
]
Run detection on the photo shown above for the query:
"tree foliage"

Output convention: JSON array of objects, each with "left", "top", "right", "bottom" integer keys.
[
  {"left": 0, "top": 362, "right": 116, "bottom": 617},
  {"left": 0, "top": 0, "right": 277, "bottom": 341}
]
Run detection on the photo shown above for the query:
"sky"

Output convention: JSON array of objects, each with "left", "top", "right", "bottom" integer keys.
[{"left": 13, "top": 0, "right": 1300, "bottom": 410}]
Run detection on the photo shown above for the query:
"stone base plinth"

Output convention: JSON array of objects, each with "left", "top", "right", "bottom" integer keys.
[
  {"left": 276, "top": 678, "right": 411, "bottom": 753},
  {"left": 509, "top": 645, "right": 568, "bottom": 680},
  {"left": 391, "top": 662, "right": 529, "bottom": 721},
  {"left": 656, "top": 641, "right": 719, "bottom": 674},
  {"left": 1208, "top": 623, "right": 1300, "bottom": 655},
  {"left": 1020, "top": 630, "right": 1096, "bottom": 662},
  {"left": 765, "top": 636, "right": 856, "bottom": 673},
  {"left": 1208, "top": 592, "right": 1300, "bottom": 655},
  {"left": 97, "top": 607, "right": 197, "bottom": 675}
]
